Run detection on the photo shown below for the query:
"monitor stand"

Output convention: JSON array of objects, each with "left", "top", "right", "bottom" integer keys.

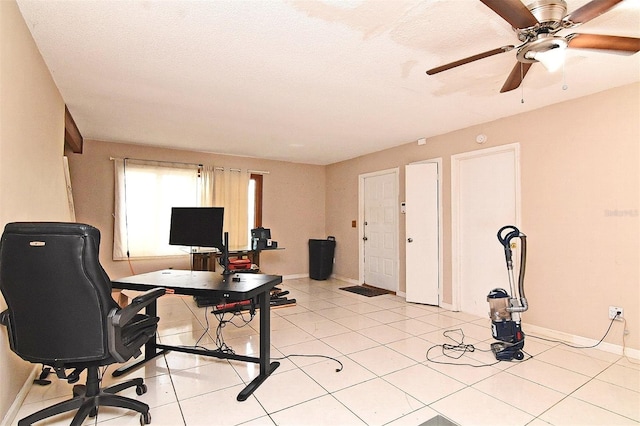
[{"left": 220, "top": 231, "right": 232, "bottom": 276}]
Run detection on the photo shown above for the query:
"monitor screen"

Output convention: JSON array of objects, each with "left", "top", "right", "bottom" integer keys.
[{"left": 169, "top": 207, "right": 224, "bottom": 250}]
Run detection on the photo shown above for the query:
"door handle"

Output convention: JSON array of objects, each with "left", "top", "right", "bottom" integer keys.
[
  {"left": 363, "top": 236, "right": 368, "bottom": 241},
  {"left": 407, "top": 238, "right": 413, "bottom": 243}
]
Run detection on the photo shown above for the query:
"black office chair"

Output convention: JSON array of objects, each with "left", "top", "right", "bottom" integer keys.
[{"left": 0, "top": 222, "right": 165, "bottom": 426}]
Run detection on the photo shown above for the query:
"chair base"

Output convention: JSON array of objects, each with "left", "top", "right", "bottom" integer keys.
[{"left": 18, "top": 366, "right": 150, "bottom": 426}]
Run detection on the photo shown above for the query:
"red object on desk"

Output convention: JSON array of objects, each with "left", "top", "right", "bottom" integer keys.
[{"left": 229, "top": 258, "right": 251, "bottom": 270}]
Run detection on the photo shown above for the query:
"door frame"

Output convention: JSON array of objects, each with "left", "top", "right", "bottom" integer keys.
[
  {"left": 358, "top": 168, "right": 400, "bottom": 291},
  {"left": 405, "top": 158, "right": 443, "bottom": 305},
  {"left": 451, "top": 143, "right": 521, "bottom": 311}
]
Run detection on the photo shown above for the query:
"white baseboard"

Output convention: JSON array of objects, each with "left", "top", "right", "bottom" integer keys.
[
  {"left": 331, "top": 275, "right": 360, "bottom": 285},
  {"left": 439, "top": 302, "right": 455, "bottom": 311},
  {"left": 0, "top": 365, "right": 37, "bottom": 426},
  {"left": 282, "top": 273, "right": 309, "bottom": 280},
  {"left": 279, "top": 276, "right": 639, "bottom": 360},
  {"left": 420, "top": 305, "right": 639, "bottom": 360},
  {"left": 282, "top": 274, "right": 358, "bottom": 283},
  {"left": 525, "top": 323, "right": 640, "bottom": 360}
]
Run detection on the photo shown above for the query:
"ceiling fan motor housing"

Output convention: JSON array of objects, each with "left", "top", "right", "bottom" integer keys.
[
  {"left": 517, "top": 0, "right": 568, "bottom": 41},
  {"left": 528, "top": 0, "right": 567, "bottom": 26}
]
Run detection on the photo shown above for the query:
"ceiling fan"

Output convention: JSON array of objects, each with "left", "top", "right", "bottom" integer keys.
[{"left": 426, "top": 0, "right": 640, "bottom": 93}]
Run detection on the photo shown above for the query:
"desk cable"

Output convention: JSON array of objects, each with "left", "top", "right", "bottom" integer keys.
[
  {"left": 212, "top": 307, "right": 256, "bottom": 354},
  {"left": 193, "top": 304, "right": 344, "bottom": 372},
  {"left": 186, "top": 304, "right": 255, "bottom": 354},
  {"left": 270, "top": 354, "right": 344, "bottom": 372}
]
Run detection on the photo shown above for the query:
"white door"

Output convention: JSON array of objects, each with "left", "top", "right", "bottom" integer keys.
[
  {"left": 452, "top": 144, "right": 520, "bottom": 317},
  {"left": 362, "top": 171, "right": 398, "bottom": 292},
  {"left": 405, "top": 162, "right": 440, "bottom": 305}
]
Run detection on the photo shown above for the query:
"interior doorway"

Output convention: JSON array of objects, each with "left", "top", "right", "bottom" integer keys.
[
  {"left": 359, "top": 168, "right": 399, "bottom": 292},
  {"left": 405, "top": 160, "right": 441, "bottom": 305},
  {"left": 451, "top": 144, "right": 521, "bottom": 317}
]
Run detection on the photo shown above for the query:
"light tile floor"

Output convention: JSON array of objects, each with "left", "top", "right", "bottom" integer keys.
[{"left": 12, "top": 277, "right": 640, "bottom": 425}]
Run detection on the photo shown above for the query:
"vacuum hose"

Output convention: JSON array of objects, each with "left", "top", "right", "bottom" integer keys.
[
  {"left": 518, "top": 235, "right": 527, "bottom": 300},
  {"left": 497, "top": 226, "right": 528, "bottom": 313},
  {"left": 511, "top": 236, "right": 528, "bottom": 313}
]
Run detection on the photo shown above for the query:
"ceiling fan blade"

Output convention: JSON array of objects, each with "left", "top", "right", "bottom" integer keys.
[
  {"left": 564, "top": 0, "right": 623, "bottom": 26},
  {"left": 500, "top": 62, "right": 533, "bottom": 93},
  {"left": 479, "top": 0, "right": 539, "bottom": 29},
  {"left": 567, "top": 33, "right": 640, "bottom": 53},
  {"left": 426, "top": 46, "right": 514, "bottom": 75}
]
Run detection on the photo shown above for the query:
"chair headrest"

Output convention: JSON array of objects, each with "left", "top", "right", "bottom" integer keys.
[{"left": 2, "top": 222, "right": 101, "bottom": 243}]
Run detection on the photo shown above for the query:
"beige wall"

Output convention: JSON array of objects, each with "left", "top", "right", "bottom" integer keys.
[
  {"left": 0, "top": 1, "right": 70, "bottom": 421},
  {"left": 326, "top": 83, "right": 639, "bottom": 350},
  {"left": 66, "top": 140, "right": 326, "bottom": 279}
]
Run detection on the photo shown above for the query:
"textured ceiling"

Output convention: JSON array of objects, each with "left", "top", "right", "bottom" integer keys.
[{"left": 16, "top": 0, "right": 640, "bottom": 165}]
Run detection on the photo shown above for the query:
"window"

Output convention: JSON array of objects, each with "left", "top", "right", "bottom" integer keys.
[
  {"left": 113, "top": 159, "right": 264, "bottom": 260},
  {"left": 113, "top": 159, "right": 201, "bottom": 259}
]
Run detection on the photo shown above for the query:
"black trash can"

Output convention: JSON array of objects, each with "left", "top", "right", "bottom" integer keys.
[{"left": 308, "top": 237, "right": 336, "bottom": 280}]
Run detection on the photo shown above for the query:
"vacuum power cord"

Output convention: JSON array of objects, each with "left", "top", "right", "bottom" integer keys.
[
  {"left": 528, "top": 314, "right": 618, "bottom": 349},
  {"left": 425, "top": 329, "right": 522, "bottom": 367}
]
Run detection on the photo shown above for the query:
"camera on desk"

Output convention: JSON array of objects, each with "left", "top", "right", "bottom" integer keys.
[{"left": 251, "top": 227, "right": 277, "bottom": 250}]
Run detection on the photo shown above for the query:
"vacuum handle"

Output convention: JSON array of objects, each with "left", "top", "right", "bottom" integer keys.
[
  {"left": 497, "top": 225, "right": 520, "bottom": 267},
  {"left": 497, "top": 225, "right": 520, "bottom": 247}
]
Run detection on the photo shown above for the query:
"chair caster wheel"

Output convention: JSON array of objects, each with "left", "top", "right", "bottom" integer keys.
[
  {"left": 514, "top": 351, "right": 524, "bottom": 360},
  {"left": 136, "top": 384, "right": 147, "bottom": 395},
  {"left": 140, "top": 411, "right": 151, "bottom": 425}
]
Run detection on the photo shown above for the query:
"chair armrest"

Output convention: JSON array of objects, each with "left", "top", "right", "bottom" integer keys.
[
  {"left": 107, "top": 287, "right": 165, "bottom": 362},
  {"left": 0, "top": 309, "right": 9, "bottom": 327},
  {"left": 131, "top": 287, "right": 167, "bottom": 305},
  {"left": 111, "top": 288, "right": 165, "bottom": 327}
]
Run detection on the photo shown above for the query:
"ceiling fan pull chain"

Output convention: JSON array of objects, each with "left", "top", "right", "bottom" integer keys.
[
  {"left": 562, "top": 60, "right": 568, "bottom": 91},
  {"left": 520, "top": 63, "right": 525, "bottom": 104}
]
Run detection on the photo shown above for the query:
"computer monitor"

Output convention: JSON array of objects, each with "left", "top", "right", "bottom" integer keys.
[
  {"left": 169, "top": 207, "right": 224, "bottom": 250},
  {"left": 169, "top": 207, "right": 231, "bottom": 275}
]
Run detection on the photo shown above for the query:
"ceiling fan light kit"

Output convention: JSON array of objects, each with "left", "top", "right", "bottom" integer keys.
[
  {"left": 517, "top": 35, "right": 568, "bottom": 72},
  {"left": 426, "top": 0, "right": 640, "bottom": 93}
]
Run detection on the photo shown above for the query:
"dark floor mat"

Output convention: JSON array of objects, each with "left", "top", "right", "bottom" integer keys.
[{"left": 339, "top": 285, "right": 392, "bottom": 297}]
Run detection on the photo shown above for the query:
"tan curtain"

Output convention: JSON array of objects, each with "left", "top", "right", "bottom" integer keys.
[
  {"left": 214, "top": 168, "right": 249, "bottom": 249},
  {"left": 199, "top": 165, "right": 216, "bottom": 207},
  {"left": 113, "top": 158, "right": 127, "bottom": 259}
]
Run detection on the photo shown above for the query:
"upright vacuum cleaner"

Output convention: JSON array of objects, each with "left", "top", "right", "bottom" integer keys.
[{"left": 487, "top": 225, "right": 528, "bottom": 361}]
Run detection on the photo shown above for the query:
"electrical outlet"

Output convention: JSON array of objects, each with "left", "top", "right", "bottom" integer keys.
[{"left": 609, "top": 306, "right": 623, "bottom": 320}]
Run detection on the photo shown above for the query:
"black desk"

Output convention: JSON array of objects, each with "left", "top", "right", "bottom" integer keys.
[{"left": 111, "top": 269, "right": 282, "bottom": 401}]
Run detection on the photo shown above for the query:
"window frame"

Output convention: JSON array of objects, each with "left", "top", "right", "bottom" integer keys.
[{"left": 251, "top": 173, "right": 263, "bottom": 229}]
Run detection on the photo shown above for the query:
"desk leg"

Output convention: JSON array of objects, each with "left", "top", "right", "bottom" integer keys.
[
  {"left": 236, "top": 288, "right": 280, "bottom": 401},
  {"left": 112, "top": 299, "right": 169, "bottom": 377}
]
